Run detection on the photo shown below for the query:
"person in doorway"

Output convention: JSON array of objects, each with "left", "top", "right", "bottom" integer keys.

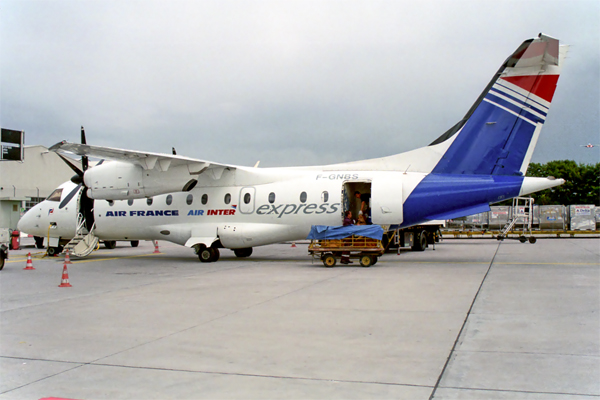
[
  {"left": 343, "top": 210, "right": 354, "bottom": 226},
  {"left": 355, "top": 191, "right": 371, "bottom": 224}
]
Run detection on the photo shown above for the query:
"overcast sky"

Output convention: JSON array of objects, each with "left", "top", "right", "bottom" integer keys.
[{"left": 1, "top": 0, "right": 599, "bottom": 167}]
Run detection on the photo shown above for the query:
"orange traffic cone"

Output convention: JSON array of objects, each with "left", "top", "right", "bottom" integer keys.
[
  {"left": 24, "top": 252, "right": 35, "bottom": 270},
  {"left": 291, "top": 242, "right": 297, "bottom": 248},
  {"left": 153, "top": 241, "right": 161, "bottom": 254},
  {"left": 64, "top": 249, "right": 73, "bottom": 264},
  {"left": 58, "top": 264, "right": 72, "bottom": 287}
]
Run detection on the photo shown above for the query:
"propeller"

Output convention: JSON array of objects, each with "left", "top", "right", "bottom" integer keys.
[
  {"left": 56, "top": 127, "right": 95, "bottom": 231},
  {"left": 81, "top": 126, "right": 89, "bottom": 171}
]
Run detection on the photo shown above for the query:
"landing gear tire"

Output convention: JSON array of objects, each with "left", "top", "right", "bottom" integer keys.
[
  {"left": 130, "top": 240, "right": 139, "bottom": 247},
  {"left": 47, "top": 246, "right": 63, "bottom": 256},
  {"left": 198, "top": 247, "right": 212, "bottom": 262},
  {"left": 104, "top": 240, "right": 117, "bottom": 249},
  {"left": 234, "top": 248, "right": 253, "bottom": 258},
  {"left": 34, "top": 236, "right": 45, "bottom": 249},
  {"left": 359, "top": 255, "right": 373, "bottom": 267},
  {"left": 198, "top": 247, "right": 220, "bottom": 262},
  {"left": 322, "top": 254, "right": 336, "bottom": 268},
  {"left": 412, "top": 230, "right": 428, "bottom": 252},
  {"left": 210, "top": 248, "right": 220, "bottom": 262}
]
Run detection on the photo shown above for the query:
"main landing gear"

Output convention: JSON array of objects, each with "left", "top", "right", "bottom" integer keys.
[
  {"left": 233, "top": 248, "right": 253, "bottom": 258},
  {"left": 195, "top": 244, "right": 220, "bottom": 263},
  {"left": 195, "top": 245, "right": 254, "bottom": 262}
]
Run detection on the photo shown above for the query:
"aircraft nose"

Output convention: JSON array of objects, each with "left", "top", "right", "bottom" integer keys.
[{"left": 17, "top": 206, "right": 39, "bottom": 235}]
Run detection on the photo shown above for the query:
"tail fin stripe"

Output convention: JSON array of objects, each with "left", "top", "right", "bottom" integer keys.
[
  {"left": 487, "top": 91, "right": 547, "bottom": 122},
  {"left": 491, "top": 84, "right": 549, "bottom": 116},
  {"left": 494, "top": 81, "right": 551, "bottom": 112},
  {"left": 482, "top": 98, "right": 538, "bottom": 126},
  {"left": 502, "top": 75, "right": 560, "bottom": 103}
]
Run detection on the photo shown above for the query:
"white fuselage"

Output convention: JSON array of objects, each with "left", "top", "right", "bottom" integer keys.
[{"left": 18, "top": 167, "right": 427, "bottom": 248}]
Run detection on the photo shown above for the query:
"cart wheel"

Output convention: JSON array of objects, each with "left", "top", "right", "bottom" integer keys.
[
  {"left": 519, "top": 236, "right": 527, "bottom": 243},
  {"left": 359, "top": 255, "right": 372, "bottom": 268},
  {"left": 371, "top": 256, "right": 378, "bottom": 265},
  {"left": 322, "top": 254, "right": 336, "bottom": 268},
  {"left": 528, "top": 237, "right": 537, "bottom": 244}
]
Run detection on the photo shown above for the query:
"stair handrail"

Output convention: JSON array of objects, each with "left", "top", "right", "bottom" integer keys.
[{"left": 76, "top": 213, "right": 86, "bottom": 234}]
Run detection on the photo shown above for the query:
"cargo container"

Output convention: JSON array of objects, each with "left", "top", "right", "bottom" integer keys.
[
  {"left": 537, "top": 205, "right": 567, "bottom": 230},
  {"left": 569, "top": 205, "right": 596, "bottom": 231},
  {"left": 465, "top": 212, "right": 489, "bottom": 230},
  {"left": 489, "top": 206, "right": 510, "bottom": 230}
]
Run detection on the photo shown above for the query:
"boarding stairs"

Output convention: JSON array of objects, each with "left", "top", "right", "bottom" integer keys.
[
  {"left": 63, "top": 213, "right": 99, "bottom": 257},
  {"left": 496, "top": 197, "right": 536, "bottom": 243}
]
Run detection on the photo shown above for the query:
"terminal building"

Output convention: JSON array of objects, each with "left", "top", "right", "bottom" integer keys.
[{"left": 0, "top": 145, "right": 79, "bottom": 231}]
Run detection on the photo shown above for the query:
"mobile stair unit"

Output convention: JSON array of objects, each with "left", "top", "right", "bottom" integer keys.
[
  {"left": 62, "top": 213, "right": 99, "bottom": 257},
  {"left": 496, "top": 197, "right": 537, "bottom": 243}
]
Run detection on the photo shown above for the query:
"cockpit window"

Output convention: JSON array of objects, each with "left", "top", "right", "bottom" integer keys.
[{"left": 47, "top": 189, "right": 63, "bottom": 202}]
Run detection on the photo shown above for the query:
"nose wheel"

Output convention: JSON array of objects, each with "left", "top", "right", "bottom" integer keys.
[{"left": 47, "top": 246, "right": 63, "bottom": 256}]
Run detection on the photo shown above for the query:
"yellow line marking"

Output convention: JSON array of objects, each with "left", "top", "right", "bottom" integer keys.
[
  {"left": 396, "top": 261, "right": 599, "bottom": 266},
  {"left": 496, "top": 262, "right": 600, "bottom": 266},
  {"left": 5, "top": 252, "right": 162, "bottom": 264},
  {"left": 68, "top": 253, "right": 161, "bottom": 264}
]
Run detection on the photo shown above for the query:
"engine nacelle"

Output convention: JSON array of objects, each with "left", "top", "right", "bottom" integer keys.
[{"left": 84, "top": 161, "right": 197, "bottom": 200}]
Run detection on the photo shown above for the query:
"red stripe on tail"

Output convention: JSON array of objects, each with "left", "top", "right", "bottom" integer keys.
[{"left": 501, "top": 75, "right": 560, "bottom": 103}]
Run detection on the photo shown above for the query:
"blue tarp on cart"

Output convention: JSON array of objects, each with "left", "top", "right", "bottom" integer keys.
[{"left": 306, "top": 225, "right": 384, "bottom": 240}]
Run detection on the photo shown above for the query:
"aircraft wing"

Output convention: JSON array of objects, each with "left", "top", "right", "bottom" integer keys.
[{"left": 49, "top": 141, "right": 237, "bottom": 176}]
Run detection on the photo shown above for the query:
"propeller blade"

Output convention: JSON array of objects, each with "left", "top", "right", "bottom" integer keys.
[
  {"left": 59, "top": 184, "right": 82, "bottom": 209},
  {"left": 81, "top": 126, "right": 89, "bottom": 171},
  {"left": 56, "top": 153, "right": 83, "bottom": 177}
]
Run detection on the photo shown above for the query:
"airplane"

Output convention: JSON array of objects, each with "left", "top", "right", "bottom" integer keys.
[
  {"left": 18, "top": 33, "right": 568, "bottom": 262},
  {"left": 581, "top": 143, "right": 599, "bottom": 148}
]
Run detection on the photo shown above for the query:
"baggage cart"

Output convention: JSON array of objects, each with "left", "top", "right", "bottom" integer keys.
[{"left": 307, "top": 225, "right": 385, "bottom": 268}]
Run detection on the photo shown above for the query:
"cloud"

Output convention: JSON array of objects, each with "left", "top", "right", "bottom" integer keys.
[{"left": 2, "top": 0, "right": 599, "bottom": 167}]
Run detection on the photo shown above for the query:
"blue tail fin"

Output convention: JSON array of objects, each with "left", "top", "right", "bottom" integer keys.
[{"left": 431, "top": 34, "right": 567, "bottom": 176}]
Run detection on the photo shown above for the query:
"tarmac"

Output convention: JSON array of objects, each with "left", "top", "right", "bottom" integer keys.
[{"left": 1, "top": 237, "right": 598, "bottom": 400}]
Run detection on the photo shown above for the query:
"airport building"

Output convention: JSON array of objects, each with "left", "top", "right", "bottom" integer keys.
[{"left": 0, "top": 145, "right": 78, "bottom": 230}]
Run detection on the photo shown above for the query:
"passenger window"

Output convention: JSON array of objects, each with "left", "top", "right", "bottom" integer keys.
[
  {"left": 224, "top": 193, "right": 231, "bottom": 204},
  {"left": 147, "top": 198, "right": 153, "bottom": 206},
  {"left": 244, "top": 193, "right": 251, "bottom": 204},
  {"left": 166, "top": 195, "right": 173, "bottom": 206},
  {"left": 47, "top": 189, "right": 63, "bottom": 202},
  {"left": 201, "top": 194, "right": 208, "bottom": 205},
  {"left": 127, "top": 199, "right": 134, "bottom": 206},
  {"left": 322, "top": 191, "right": 329, "bottom": 202},
  {"left": 269, "top": 192, "right": 276, "bottom": 204},
  {"left": 186, "top": 194, "right": 193, "bottom": 205},
  {"left": 300, "top": 191, "right": 307, "bottom": 203}
]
